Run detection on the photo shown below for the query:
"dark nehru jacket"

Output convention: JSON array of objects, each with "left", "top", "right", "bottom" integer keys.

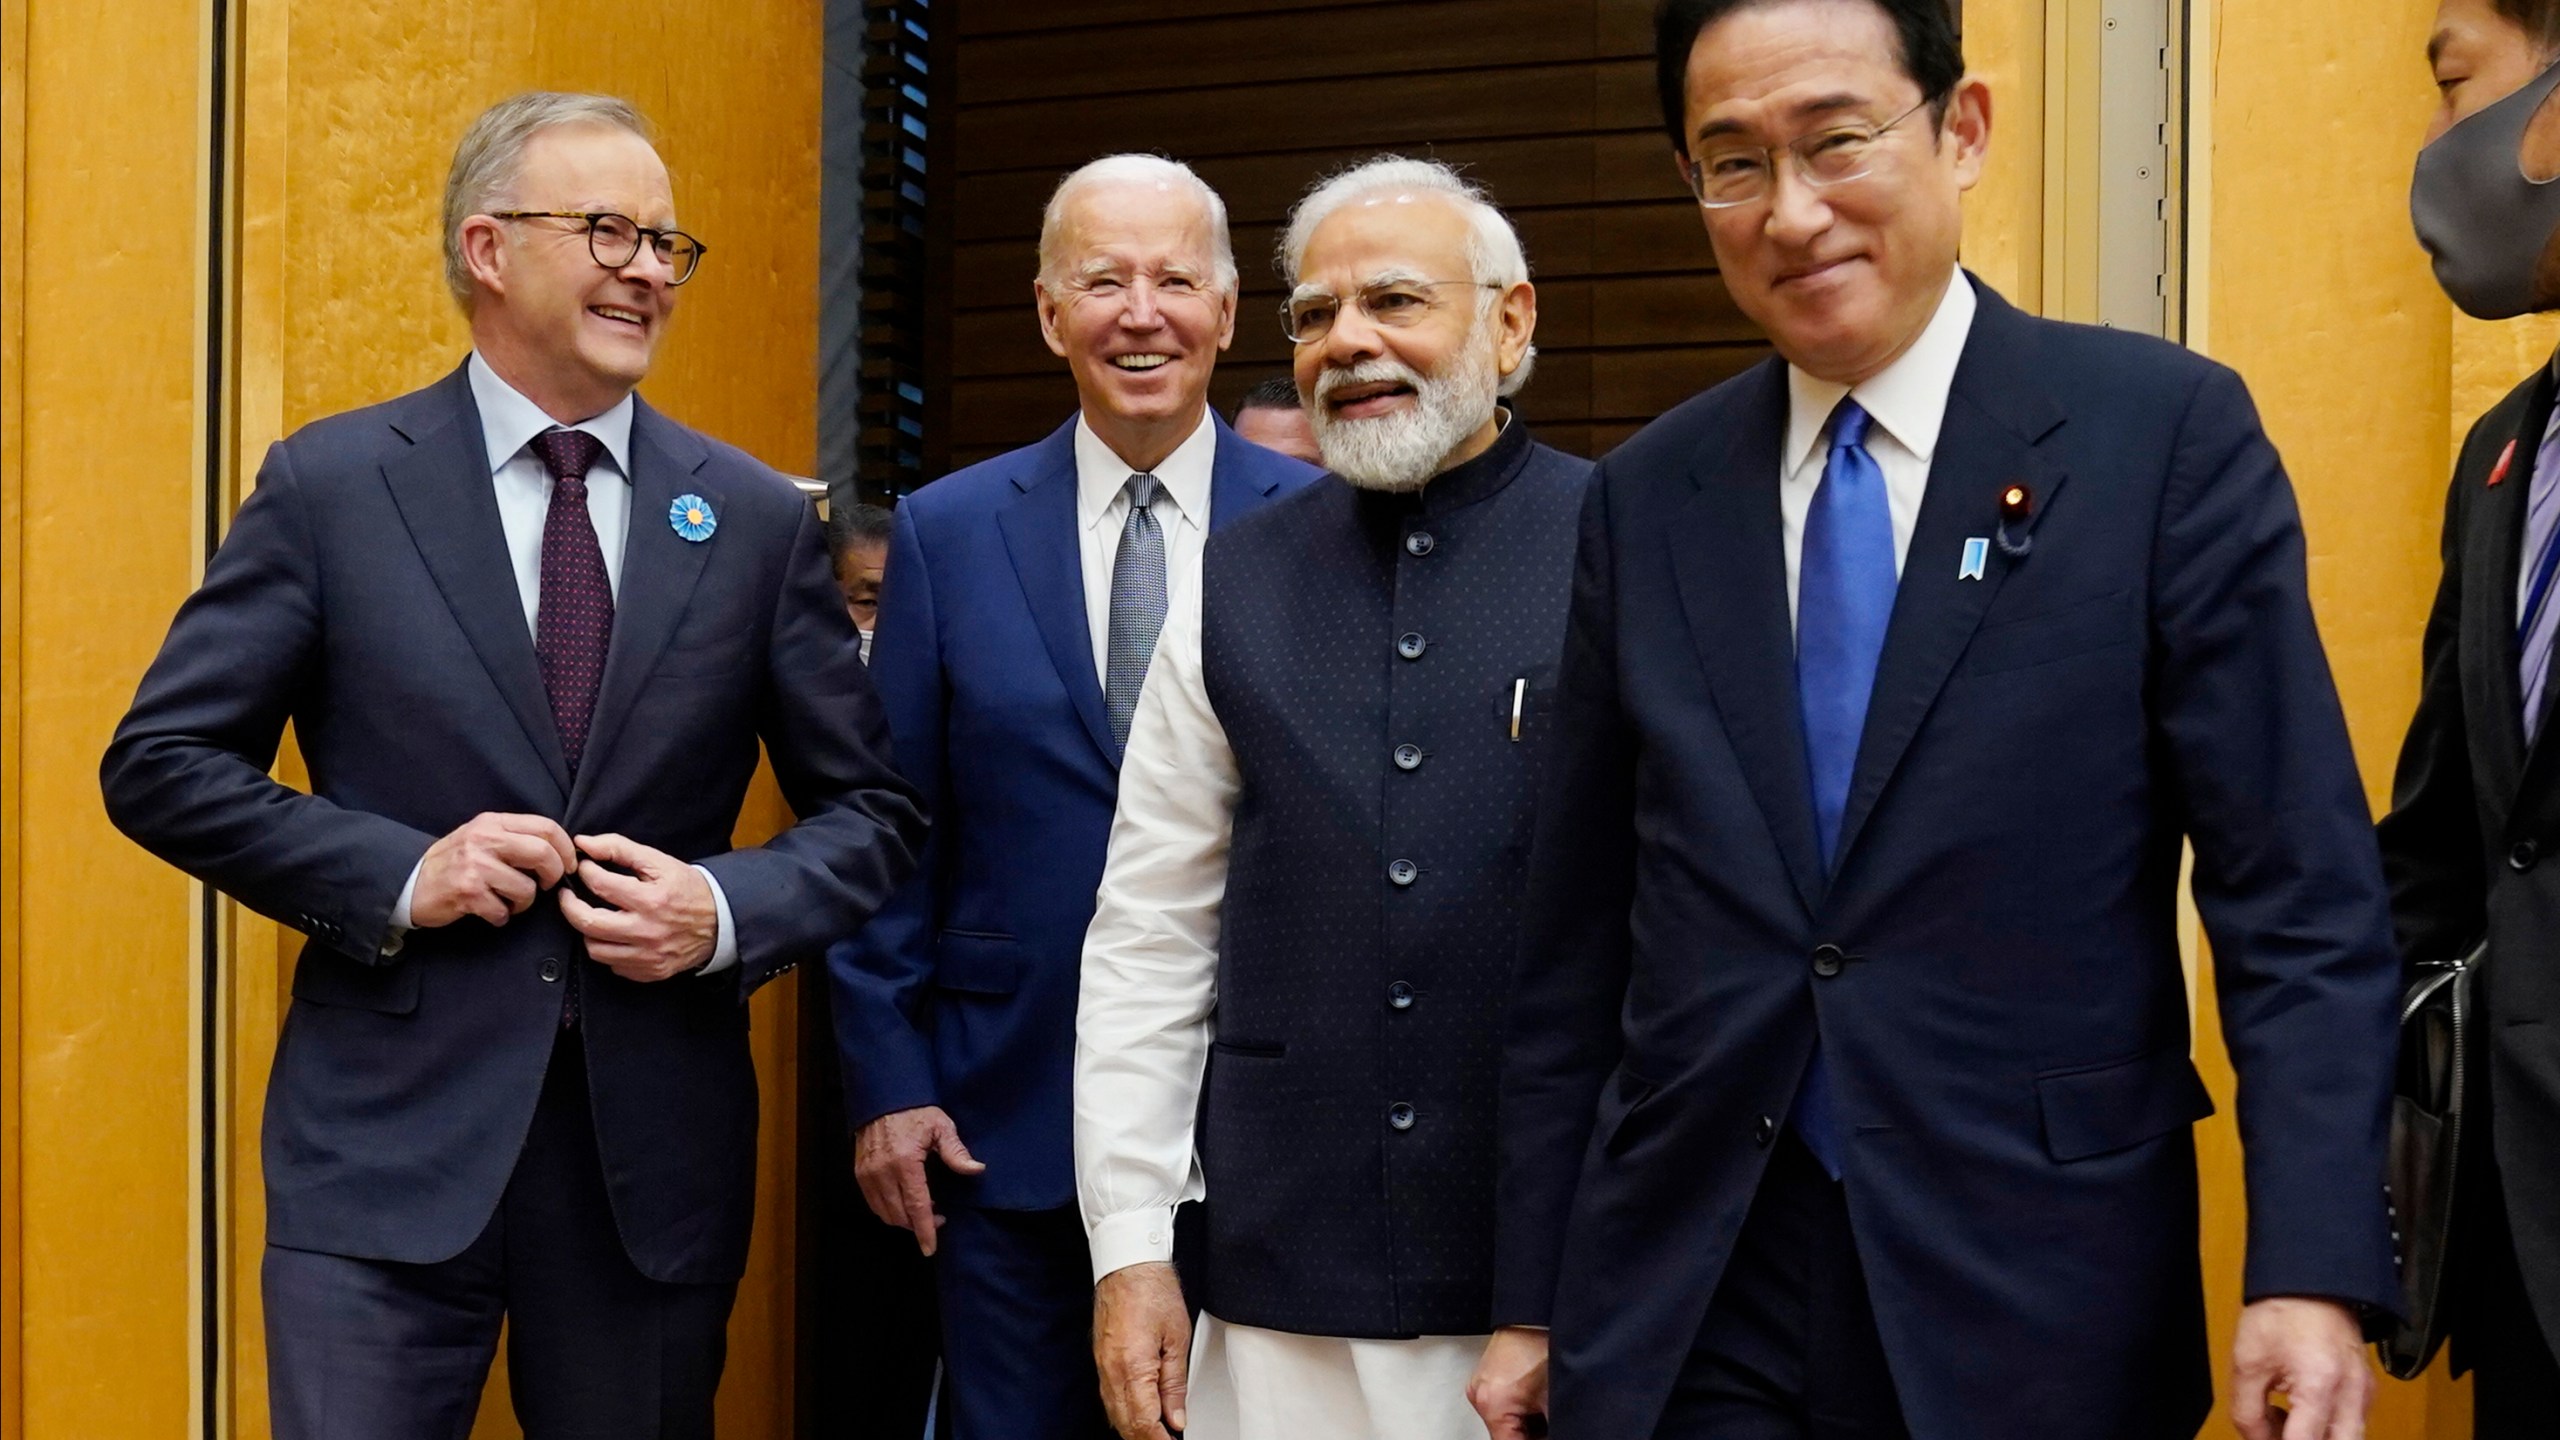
[{"left": 1193, "top": 413, "right": 1591, "bottom": 1337}]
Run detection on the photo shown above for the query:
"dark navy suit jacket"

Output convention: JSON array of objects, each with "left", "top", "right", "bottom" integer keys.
[
  {"left": 829, "top": 415, "right": 1318, "bottom": 1211},
  {"left": 102, "top": 363, "right": 925, "bottom": 1285},
  {"left": 1494, "top": 280, "right": 2402, "bottom": 1439}
]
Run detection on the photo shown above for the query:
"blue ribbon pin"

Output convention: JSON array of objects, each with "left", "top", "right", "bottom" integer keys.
[
  {"left": 1959, "top": 537, "right": 1989, "bottom": 581},
  {"left": 669, "top": 493, "right": 717, "bottom": 543}
]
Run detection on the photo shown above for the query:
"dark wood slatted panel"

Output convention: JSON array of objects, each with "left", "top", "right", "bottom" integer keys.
[{"left": 929, "top": 0, "right": 1767, "bottom": 473}]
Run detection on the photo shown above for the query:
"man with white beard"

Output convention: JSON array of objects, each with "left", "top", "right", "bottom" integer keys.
[{"left": 1074, "top": 157, "right": 1593, "bottom": 1440}]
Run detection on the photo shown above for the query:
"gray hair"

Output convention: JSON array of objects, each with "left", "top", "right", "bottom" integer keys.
[
  {"left": 1036, "top": 154, "right": 1238, "bottom": 293},
  {"left": 443, "top": 92, "right": 654, "bottom": 307},
  {"left": 1279, "top": 156, "right": 1536, "bottom": 395}
]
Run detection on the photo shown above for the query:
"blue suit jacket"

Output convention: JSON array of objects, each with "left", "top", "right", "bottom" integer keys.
[
  {"left": 829, "top": 415, "right": 1319, "bottom": 1210},
  {"left": 1494, "top": 280, "right": 2401, "bottom": 1438},
  {"left": 101, "top": 364, "right": 926, "bottom": 1285}
]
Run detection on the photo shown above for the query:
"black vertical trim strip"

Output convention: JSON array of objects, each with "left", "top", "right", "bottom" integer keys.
[{"left": 199, "top": 0, "right": 230, "bottom": 1432}]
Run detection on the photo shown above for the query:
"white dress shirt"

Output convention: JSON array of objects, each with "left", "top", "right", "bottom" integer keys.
[
  {"left": 1779, "top": 268, "right": 1978, "bottom": 630},
  {"left": 385, "top": 353, "right": 737, "bottom": 971},
  {"left": 1075, "top": 410, "right": 1216, "bottom": 678}
]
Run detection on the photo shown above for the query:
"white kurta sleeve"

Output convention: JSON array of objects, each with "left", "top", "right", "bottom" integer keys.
[{"left": 1075, "top": 593, "right": 1239, "bottom": 1283}]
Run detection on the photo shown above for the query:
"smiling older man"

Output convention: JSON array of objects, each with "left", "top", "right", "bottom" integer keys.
[
  {"left": 1074, "top": 156, "right": 1591, "bottom": 1440},
  {"left": 827, "top": 154, "right": 1316, "bottom": 1440}
]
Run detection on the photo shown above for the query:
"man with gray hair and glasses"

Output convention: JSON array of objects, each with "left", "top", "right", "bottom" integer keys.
[
  {"left": 828, "top": 153, "right": 1314, "bottom": 1438},
  {"left": 1075, "top": 155, "right": 1590, "bottom": 1440},
  {"left": 103, "top": 91, "right": 924, "bottom": 1438}
]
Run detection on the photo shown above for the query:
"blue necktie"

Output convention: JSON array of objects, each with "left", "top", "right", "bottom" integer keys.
[{"left": 1792, "top": 399, "right": 1896, "bottom": 1179}]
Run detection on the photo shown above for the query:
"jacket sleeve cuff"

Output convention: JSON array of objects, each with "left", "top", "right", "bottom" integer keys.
[{"left": 1087, "top": 1208, "right": 1179, "bottom": 1284}]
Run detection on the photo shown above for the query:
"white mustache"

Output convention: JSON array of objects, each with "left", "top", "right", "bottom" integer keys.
[{"left": 1314, "top": 359, "right": 1428, "bottom": 405}]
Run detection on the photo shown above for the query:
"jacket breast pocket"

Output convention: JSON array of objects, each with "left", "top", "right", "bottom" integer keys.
[
  {"left": 290, "top": 947, "right": 422, "bottom": 1016},
  {"left": 1960, "top": 589, "right": 2134, "bottom": 678},
  {"left": 2035, "top": 1046, "right": 2214, "bottom": 1161},
  {"left": 932, "top": 930, "right": 1023, "bottom": 996}
]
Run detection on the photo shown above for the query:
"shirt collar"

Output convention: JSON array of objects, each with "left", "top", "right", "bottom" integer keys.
[
  {"left": 1074, "top": 409, "right": 1217, "bottom": 532},
  {"left": 1783, "top": 269, "right": 1977, "bottom": 475},
  {"left": 467, "top": 351, "right": 636, "bottom": 482}
]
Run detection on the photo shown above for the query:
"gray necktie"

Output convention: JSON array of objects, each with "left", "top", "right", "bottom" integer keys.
[{"left": 1104, "top": 472, "right": 1168, "bottom": 751}]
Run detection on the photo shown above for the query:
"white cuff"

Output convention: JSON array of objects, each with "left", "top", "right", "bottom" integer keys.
[
  {"left": 1086, "top": 1207, "right": 1180, "bottom": 1284},
  {"left": 384, "top": 861, "right": 423, "bottom": 956},
  {"left": 694, "top": 864, "right": 738, "bottom": 974}
]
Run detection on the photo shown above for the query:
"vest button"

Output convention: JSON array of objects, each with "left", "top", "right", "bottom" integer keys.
[
  {"left": 1406, "top": 530, "right": 1436, "bottom": 557},
  {"left": 539, "top": 957, "right": 562, "bottom": 983},
  {"left": 1397, "top": 632, "right": 1427, "bottom": 660},
  {"left": 1388, "top": 858, "right": 1419, "bottom": 887},
  {"left": 1387, "top": 1102, "right": 1417, "bottom": 1131},
  {"left": 1394, "top": 743, "right": 1423, "bottom": 771},
  {"left": 1811, "top": 944, "right": 1845, "bottom": 978},
  {"left": 1754, "top": 1114, "right": 1777, "bottom": 1147},
  {"left": 2512, "top": 839, "right": 2540, "bottom": 873},
  {"left": 1388, "top": 980, "right": 1415, "bottom": 1009}
]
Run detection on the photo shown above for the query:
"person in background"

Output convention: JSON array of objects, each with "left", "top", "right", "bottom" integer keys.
[
  {"left": 100, "top": 91, "right": 923, "bottom": 1439},
  {"left": 2384, "top": 1, "right": 2560, "bottom": 1430},
  {"left": 1230, "top": 373, "right": 1323, "bottom": 465},
  {"left": 828, "top": 499, "right": 894, "bottom": 662},
  {"left": 1079, "top": 155, "right": 1586, "bottom": 1440},
  {"left": 829, "top": 153, "right": 1318, "bottom": 1440},
  {"left": 1469, "top": 1, "right": 2402, "bottom": 1436}
]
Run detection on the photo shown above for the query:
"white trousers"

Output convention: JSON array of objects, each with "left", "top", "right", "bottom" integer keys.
[{"left": 1180, "top": 1312, "right": 1492, "bottom": 1440}]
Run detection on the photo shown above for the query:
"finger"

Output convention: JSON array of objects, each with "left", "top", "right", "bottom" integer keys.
[
  {"left": 857, "top": 1169, "right": 910, "bottom": 1232},
  {"left": 2285, "top": 1387, "right": 2332, "bottom": 1440},
  {"left": 2231, "top": 1386, "right": 2274, "bottom": 1440},
  {"left": 897, "top": 1156, "right": 940, "bottom": 1257},
  {"left": 484, "top": 861, "right": 539, "bottom": 915},
  {"left": 490, "top": 829, "right": 571, "bottom": 888},
  {"left": 463, "top": 886, "right": 515, "bottom": 928},
  {"left": 576, "top": 832, "right": 667, "bottom": 880},
  {"left": 1160, "top": 1321, "right": 1190, "bottom": 1433},
  {"left": 579, "top": 857, "right": 652, "bottom": 909},
  {"left": 560, "top": 890, "right": 640, "bottom": 943},
  {"left": 934, "top": 1127, "right": 989, "bottom": 1176}
]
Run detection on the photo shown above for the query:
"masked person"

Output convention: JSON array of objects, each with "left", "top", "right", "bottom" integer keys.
[
  {"left": 1076, "top": 156, "right": 1590, "bottom": 1440},
  {"left": 2384, "top": 2, "right": 2560, "bottom": 1431}
]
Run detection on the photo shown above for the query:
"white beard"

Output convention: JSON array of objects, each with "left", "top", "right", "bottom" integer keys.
[{"left": 1309, "top": 339, "right": 1500, "bottom": 494}]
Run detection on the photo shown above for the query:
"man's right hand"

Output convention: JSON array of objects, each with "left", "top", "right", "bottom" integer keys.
[
  {"left": 853, "top": 1105, "right": 985, "bottom": 1256},
  {"left": 1468, "top": 1325, "right": 1551, "bottom": 1439},
  {"left": 409, "top": 813, "right": 577, "bottom": 928},
  {"left": 1094, "top": 1261, "right": 1191, "bottom": 1440}
]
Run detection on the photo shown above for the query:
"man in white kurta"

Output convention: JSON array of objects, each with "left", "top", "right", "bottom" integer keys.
[{"left": 1075, "top": 158, "right": 1588, "bottom": 1440}]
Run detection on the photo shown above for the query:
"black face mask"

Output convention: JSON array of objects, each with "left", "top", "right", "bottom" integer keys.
[{"left": 2413, "top": 55, "right": 2560, "bottom": 319}]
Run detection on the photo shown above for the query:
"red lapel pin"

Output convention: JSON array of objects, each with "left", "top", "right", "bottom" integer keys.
[{"left": 2491, "top": 438, "right": 2518, "bottom": 488}]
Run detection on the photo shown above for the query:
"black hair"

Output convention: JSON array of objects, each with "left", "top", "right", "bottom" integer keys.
[
  {"left": 1653, "top": 0, "right": 1965, "bottom": 153},
  {"left": 1235, "top": 375, "right": 1305, "bottom": 413},
  {"left": 826, "top": 501, "right": 894, "bottom": 565},
  {"left": 2497, "top": 0, "right": 2560, "bottom": 56}
]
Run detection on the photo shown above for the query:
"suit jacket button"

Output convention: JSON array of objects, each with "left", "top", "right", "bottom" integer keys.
[
  {"left": 1388, "top": 980, "right": 1416, "bottom": 1010},
  {"left": 1397, "top": 632, "right": 1428, "bottom": 661},
  {"left": 1755, "top": 1115, "right": 1777, "bottom": 1146},
  {"left": 2512, "top": 839, "right": 2540, "bottom": 872},
  {"left": 1388, "top": 858, "right": 1419, "bottom": 887},
  {"left": 1387, "top": 1102, "right": 1417, "bottom": 1131},
  {"left": 1811, "top": 944, "right": 1845, "bottom": 978},
  {"left": 539, "top": 958, "right": 562, "bottom": 983},
  {"left": 1394, "top": 743, "right": 1423, "bottom": 771}
]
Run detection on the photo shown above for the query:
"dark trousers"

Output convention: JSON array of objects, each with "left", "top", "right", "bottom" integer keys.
[
  {"left": 934, "top": 1203, "right": 1113, "bottom": 1440},
  {"left": 1654, "top": 1135, "right": 1909, "bottom": 1440},
  {"left": 2461, "top": 1144, "right": 2560, "bottom": 1439},
  {"left": 264, "top": 1029, "right": 739, "bottom": 1440}
]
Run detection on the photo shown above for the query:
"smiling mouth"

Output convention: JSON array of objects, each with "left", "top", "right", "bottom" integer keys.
[
  {"left": 590, "top": 304, "right": 650, "bottom": 329},
  {"left": 1328, "top": 380, "right": 1415, "bottom": 415},
  {"left": 1778, "top": 257, "right": 1858, "bottom": 286},
  {"left": 1110, "top": 353, "right": 1174, "bottom": 371}
]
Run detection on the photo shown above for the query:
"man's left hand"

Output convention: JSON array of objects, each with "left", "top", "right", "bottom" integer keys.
[
  {"left": 560, "top": 832, "right": 717, "bottom": 982},
  {"left": 2230, "top": 1296, "right": 2371, "bottom": 1440}
]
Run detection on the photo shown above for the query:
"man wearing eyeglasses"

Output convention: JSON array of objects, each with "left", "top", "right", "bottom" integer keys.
[
  {"left": 1467, "top": 2, "right": 2403, "bottom": 1438},
  {"left": 827, "top": 155, "right": 1316, "bottom": 1440},
  {"left": 101, "top": 91, "right": 924, "bottom": 1439},
  {"left": 1075, "top": 156, "right": 1589, "bottom": 1440}
]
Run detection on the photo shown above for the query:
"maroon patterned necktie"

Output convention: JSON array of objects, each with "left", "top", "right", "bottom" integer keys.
[{"left": 530, "top": 428, "right": 614, "bottom": 774}]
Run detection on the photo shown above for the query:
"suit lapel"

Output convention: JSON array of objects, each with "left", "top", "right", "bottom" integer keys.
[
  {"left": 1831, "top": 284, "right": 2068, "bottom": 870},
  {"left": 570, "top": 399, "right": 717, "bottom": 813},
  {"left": 2490, "top": 369, "right": 2558, "bottom": 801},
  {"left": 998, "top": 421, "right": 1118, "bottom": 765},
  {"left": 1667, "top": 361, "right": 1827, "bottom": 915},
  {"left": 1206, "top": 414, "right": 1289, "bottom": 527},
  {"left": 382, "top": 365, "right": 573, "bottom": 799}
]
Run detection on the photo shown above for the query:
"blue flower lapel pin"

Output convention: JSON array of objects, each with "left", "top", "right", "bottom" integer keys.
[{"left": 669, "top": 493, "right": 717, "bottom": 543}]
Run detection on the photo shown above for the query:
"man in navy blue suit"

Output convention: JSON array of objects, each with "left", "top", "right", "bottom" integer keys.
[
  {"left": 101, "top": 93, "right": 924, "bottom": 1438},
  {"left": 828, "top": 154, "right": 1318, "bottom": 1439},
  {"left": 1469, "top": 3, "right": 2403, "bottom": 1439}
]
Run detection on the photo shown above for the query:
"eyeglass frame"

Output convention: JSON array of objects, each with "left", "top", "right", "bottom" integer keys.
[
  {"left": 1677, "top": 98, "right": 1939, "bottom": 211},
  {"left": 1280, "top": 277, "right": 1506, "bottom": 346},
  {"left": 488, "top": 210, "right": 708, "bottom": 285}
]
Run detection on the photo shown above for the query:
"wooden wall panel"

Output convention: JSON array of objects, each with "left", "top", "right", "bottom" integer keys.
[{"left": 935, "top": 0, "right": 1768, "bottom": 472}]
